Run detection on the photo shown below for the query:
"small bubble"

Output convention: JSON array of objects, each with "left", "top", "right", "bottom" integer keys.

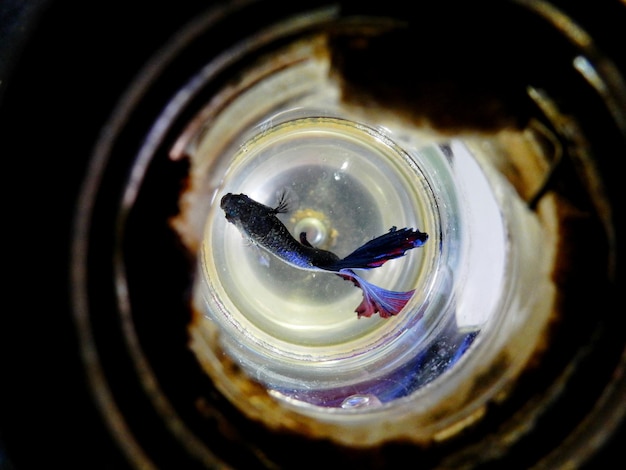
[{"left": 340, "top": 394, "right": 382, "bottom": 409}]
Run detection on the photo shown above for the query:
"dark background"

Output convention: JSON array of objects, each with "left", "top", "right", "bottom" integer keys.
[{"left": 1, "top": 1, "right": 624, "bottom": 469}]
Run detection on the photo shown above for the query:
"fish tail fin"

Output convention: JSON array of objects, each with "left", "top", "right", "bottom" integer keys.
[
  {"left": 339, "top": 269, "right": 414, "bottom": 319},
  {"left": 330, "top": 227, "right": 428, "bottom": 270}
]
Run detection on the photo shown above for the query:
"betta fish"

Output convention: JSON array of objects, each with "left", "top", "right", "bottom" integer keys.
[{"left": 220, "top": 192, "right": 428, "bottom": 319}]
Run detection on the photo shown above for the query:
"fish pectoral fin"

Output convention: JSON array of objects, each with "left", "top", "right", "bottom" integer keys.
[
  {"left": 273, "top": 187, "right": 297, "bottom": 214},
  {"left": 258, "top": 250, "right": 271, "bottom": 267},
  {"left": 243, "top": 240, "right": 271, "bottom": 267}
]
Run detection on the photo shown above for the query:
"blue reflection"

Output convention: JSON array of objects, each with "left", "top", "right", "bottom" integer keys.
[{"left": 272, "top": 316, "right": 479, "bottom": 408}]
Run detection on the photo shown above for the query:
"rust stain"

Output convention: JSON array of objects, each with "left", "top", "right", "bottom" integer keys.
[{"left": 327, "top": 25, "right": 531, "bottom": 135}]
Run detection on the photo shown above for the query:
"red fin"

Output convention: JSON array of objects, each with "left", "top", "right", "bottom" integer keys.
[{"left": 339, "top": 269, "right": 414, "bottom": 319}]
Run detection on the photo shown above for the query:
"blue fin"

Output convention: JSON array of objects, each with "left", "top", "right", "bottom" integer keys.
[
  {"left": 338, "top": 269, "right": 414, "bottom": 318},
  {"left": 327, "top": 227, "right": 428, "bottom": 271}
]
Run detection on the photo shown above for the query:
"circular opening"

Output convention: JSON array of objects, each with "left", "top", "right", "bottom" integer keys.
[
  {"left": 201, "top": 113, "right": 439, "bottom": 396},
  {"left": 208, "top": 116, "right": 432, "bottom": 343},
  {"left": 192, "top": 101, "right": 541, "bottom": 412}
]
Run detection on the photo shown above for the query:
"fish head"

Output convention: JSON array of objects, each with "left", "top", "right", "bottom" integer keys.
[{"left": 220, "top": 193, "right": 253, "bottom": 224}]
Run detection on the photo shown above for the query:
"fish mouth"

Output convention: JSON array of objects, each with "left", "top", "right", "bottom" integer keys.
[{"left": 220, "top": 193, "right": 232, "bottom": 209}]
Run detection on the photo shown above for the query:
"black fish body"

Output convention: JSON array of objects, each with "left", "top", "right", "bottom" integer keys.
[
  {"left": 220, "top": 192, "right": 429, "bottom": 318},
  {"left": 221, "top": 193, "right": 341, "bottom": 270}
]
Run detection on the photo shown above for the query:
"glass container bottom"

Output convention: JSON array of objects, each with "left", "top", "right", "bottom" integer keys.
[{"left": 199, "top": 115, "right": 443, "bottom": 395}]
